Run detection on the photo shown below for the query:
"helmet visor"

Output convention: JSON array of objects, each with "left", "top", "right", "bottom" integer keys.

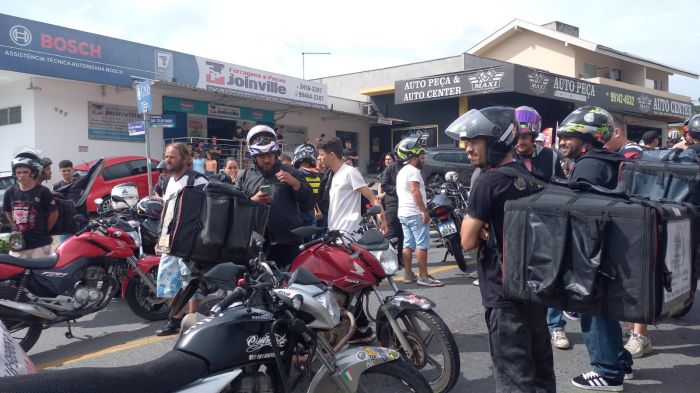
[{"left": 445, "top": 109, "right": 498, "bottom": 141}]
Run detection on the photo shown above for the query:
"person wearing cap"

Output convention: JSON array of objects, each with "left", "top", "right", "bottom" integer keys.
[
  {"left": 535, "top": 133, "right": 547, "bottom": 146},
  {"left": 641, "top": 131, "right": 661, "bottom": 150}
]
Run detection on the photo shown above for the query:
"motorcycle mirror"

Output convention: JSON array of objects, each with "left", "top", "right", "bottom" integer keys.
[{"left": 94, "top": 197, "right": 103, "bottom": 206}]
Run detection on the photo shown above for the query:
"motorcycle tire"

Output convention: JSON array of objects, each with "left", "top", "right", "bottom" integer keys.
[
  {"left": 125, "top": 267, "right": 171, "bottom": 321},
  {"left": 0, "top": 286, "right": 43, "bottom": 352},
  {"left": 356, "top": 359, "right": 432, "bottom": 393},
  {"left": 446, "top": 236, "right": 468, "bottom": 272},
  {"left": 376, "top": 309, "right": 460, "bottom": 393}
]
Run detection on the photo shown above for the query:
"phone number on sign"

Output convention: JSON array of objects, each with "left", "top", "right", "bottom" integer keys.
[
  {"left": 296, "top": 91, "right": 324, "bottom": 101},
  {"left": 297, "top": 84, "right": 323, "bottom": 93}
]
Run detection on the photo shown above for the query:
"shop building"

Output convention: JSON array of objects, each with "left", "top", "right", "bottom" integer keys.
[
  {"left": 317, "top": 20, "right": 697, "bottom": 166},
  {"left": 0, "top": 13, "right": 376, "bottom": 176}
]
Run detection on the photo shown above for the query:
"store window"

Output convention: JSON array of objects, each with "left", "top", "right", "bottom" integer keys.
[
  {"left": 583, "top": 63, "right": 597, "bottom": 78},
  {"left": 0, "top": 106, "right": 21, "bottom": 126}
]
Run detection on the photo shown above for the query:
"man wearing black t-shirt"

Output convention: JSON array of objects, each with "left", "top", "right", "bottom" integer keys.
[
  {"left": 447, "top": 107, "right": 555, "bottom": 393},
  {"left": 3, "top": 153, "right": 58, "bottom": 258},
  {"left": 557, "top": 106, "right": 633, "bottom": 391}
]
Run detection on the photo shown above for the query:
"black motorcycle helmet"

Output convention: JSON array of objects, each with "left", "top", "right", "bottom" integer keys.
[
  {"left": 11, "top": 151, "right": 43, "bottom": 176},
  {"left": 136, "top": 197, "right": 163, "bottom": 220},
  {"left": 688, "top": 114, "right": 700, "bottom": 140},
  {"left": 445, "top": 106, "right": 518, "bottom": 167},
  {"left": 292, "top": 143, "right": 317, "bottom": 168}
]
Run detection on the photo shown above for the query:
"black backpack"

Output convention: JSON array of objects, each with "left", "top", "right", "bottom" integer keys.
[{"left": 49, "top": 193, "right": 78, "bottom": 235}]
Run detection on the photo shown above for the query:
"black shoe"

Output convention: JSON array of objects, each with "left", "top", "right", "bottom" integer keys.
[
  {"left": 155, "top": 317, "right": 182, "bottom": 336},
  {"left": 571, "top": 371, "right": 623, "bottom": 391},
  {"left": 349, "top": 327, "right": 375, "bottom": 344}
]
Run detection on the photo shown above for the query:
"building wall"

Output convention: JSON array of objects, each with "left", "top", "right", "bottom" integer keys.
[
  {"left": 574, "top": 48, "right": 648, "bottom": 87},
  {"left": 645, "top": 68, "right": 670, "bottom": 92},
  {"left": 316, "top": 56, "right": 464, "bottom": 102},
  {"left": 32, "top": 77, "right": 164, "bottom": 186},
  {"left": 0, "top": 78, "right": 36, "bottom": 172},
  {"left": 479, "top": 30, "right": 576, "bottom": 77}
]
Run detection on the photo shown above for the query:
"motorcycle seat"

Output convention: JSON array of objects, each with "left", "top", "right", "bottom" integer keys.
[
  {"left": 356, "top": 229, "right": 391, "bottom": 251},
  {"left": 0, "top": 253, "right": 59, "bottom": 269}
]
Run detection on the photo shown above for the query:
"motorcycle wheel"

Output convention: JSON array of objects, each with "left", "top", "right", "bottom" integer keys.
[
  {"left": 446, "top": 236, "right": 468, "bottom": 272},
  {"left": 0, "top": 286, "right": 43, "bottom": 352},
  {"left": 356, "top": 359, "right": 432, "bottom": 393},
  {"left": 377, "top": 309, "right": 459, "bottom": 393},
  {"left": 125, "top": 267, "right": 171, "bottom": 321}
]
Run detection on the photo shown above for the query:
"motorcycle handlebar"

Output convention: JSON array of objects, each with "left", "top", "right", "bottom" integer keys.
[
  {"left": 298, "top": 237, "right": 324, "bottom": 251},
  {"left": 0, "top": 350, "right": 208, "bottom": 393}
]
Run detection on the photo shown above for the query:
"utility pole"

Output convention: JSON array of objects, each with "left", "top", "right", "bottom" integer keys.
[{"left": 301, "top": 52, "right": 331, "bottom": 80}]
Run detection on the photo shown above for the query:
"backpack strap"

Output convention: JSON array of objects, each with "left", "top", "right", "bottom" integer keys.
[
  {"left": 185, "top": 169, "right": 205, "bottom": 186},
  {"left": 494, "top": 165, "right": 546, "bottom": 188}
]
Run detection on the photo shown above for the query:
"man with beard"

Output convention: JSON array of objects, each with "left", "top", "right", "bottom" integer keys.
[
  {"left": 394, "top": 134, "right": 442, "bottom": 287},
  {"left": 235, "top": 125, "right": 313, "bottom": 269},
  {"left": 557, "top": 106, "right": 633, "bottom": 391},
  {"left": 514, "top": 106, "right": 564, "bottom": 180},
  {"left": 450, "top": 107, "right": 555, "bottom": 393},
  {"left": 155, "top": 142, "right": 207, "bottom": 336}
]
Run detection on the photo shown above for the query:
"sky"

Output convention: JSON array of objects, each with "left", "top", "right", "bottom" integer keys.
[{"left": 3, "top": 0, "right": 700, "bottom": 102}]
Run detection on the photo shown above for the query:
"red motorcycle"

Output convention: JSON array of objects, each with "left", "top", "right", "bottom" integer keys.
[
  {"left": 289, "top": 211, "right": 460, "bottom": 393},
  {"left": 0, "top": 216, "right": 162, "bottom": 352}
]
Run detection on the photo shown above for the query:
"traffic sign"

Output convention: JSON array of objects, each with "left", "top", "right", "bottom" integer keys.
[
  {"left": 128, "top": 121, "right": 146, "bottom": 136},
  {"left": 135, "top": 80, "right": 152, "bottom": 114},
  {"left": 149, "top": 114, "right": 176, "bottom": 128}
]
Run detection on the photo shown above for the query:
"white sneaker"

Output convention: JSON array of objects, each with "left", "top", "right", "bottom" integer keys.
[
  {"left": 624, "top": 333, "right": 653, "bottom": 358},
  {"left": 417, "top": 275, "right": 444, "bottom": 287},
  {"left": 550, "top": 328, "right": 571, "bottom": 350},
  {"left": 472, "top": 278, "right": 479, "bottom": 286}
]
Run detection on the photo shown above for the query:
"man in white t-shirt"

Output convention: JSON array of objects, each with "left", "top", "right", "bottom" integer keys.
[
  {"left": 395, "top": 135, "right": 443, "bottom": 287},
  {"left": 318, "top": 137, "right": 386, "bottom": 237},
  {"left": 155, "top": 142, "right": 208, "bottom": 336}
]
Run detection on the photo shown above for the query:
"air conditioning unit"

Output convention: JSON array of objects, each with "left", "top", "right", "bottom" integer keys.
[{"left": 363, "top": 103, "right": 376, "bottom": 116}]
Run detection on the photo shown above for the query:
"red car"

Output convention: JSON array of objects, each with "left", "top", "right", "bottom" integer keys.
[{"left": 74, "top": 156, "right": 160, "bottom": 213}]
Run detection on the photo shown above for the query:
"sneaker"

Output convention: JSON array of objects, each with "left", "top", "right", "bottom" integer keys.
[
  {"left": 571, "top": 371, "right": 623, "bottom": 391},
  {"left": 417, "top": 275, "right": 444, "bottom": 287},
  {"left": 472, "top": 278, "right": 479, "bottom": 286},
  {"left": 550, "top": 328, "right": 571, "bottom": 350},
  {"left": 622, "top": 329, "right": 633, "bottom": 344},
  {"left": 564, "top": 311, "right": 581, "bottom": 321},
  {"left": 155, "top": 317, "right": 183, "bottom": 336},
  {"left": 624, "top": 370, "right": 634, "bottom": 380},
  {"left": 467, "top": 271, "right": 479, "bottom": 278},
  {"left": 349, "top": 327, "right": 375, "bottom": 344},
  {"left": 624, "top": 333, "right": 653, "bottom": 358},
  {"left": 403, "top": 271, "right": 417, "bottom": 284}
]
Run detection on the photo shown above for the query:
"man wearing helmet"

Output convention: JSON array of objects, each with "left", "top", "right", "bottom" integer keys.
[
  {"left": 514, "top": 106, "right": 564, "bottom": 180},
  {"left": 235, "top": 125, "right": 314, "bottom": 268},
  {"left": 684, "top": 114, "right": 700, "bottom": 154},
  {"left": 3, "top": 152, "right": 58, "bottom": 258},
  {"left": 557, "top": 106, "right": 633, "bottom": 391},
  {"left": 394, "top": 133, "right": 442, "bottom": 287},
  {"left": 292, "top": 143, "right": 322, "bottom": 227},
  {"left": 448, "top": 107, "right": 555, "bottom": 393}
]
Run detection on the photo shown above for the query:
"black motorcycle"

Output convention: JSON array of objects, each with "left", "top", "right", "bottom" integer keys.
[{"left": 427, "top": 172, "right": 469, "bottom": 272}]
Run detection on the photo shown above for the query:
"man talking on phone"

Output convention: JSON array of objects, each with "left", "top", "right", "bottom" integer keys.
[{"left": 235, "top": 125, "right": 314, "bottom": 269}]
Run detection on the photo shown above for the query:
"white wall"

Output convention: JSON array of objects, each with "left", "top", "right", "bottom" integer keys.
[
  {"left": 33, "top": 77, "right": 164, "bottom": 186},
  {"left": 0, "top": 78, "right": 36, "bottom": 172}
]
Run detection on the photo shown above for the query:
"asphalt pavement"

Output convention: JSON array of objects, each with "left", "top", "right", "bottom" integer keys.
[{"left": 25, "top": 245, "right": 700, "bottom": 393}]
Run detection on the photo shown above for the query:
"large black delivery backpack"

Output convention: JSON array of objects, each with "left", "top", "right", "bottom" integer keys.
[{"left": 502, "top": 180, "right": 695, "bottom": 324}]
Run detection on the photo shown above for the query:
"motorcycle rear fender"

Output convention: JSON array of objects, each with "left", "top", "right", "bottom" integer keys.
[
  {"left": 382, "top": 290, "right": 436, "bottom": 319},
  {"left": 307, "top": 346, "right": 402, "bottom": 393},
  {"left": 121, "top": 255, "right": 160, "bottom": 298}
]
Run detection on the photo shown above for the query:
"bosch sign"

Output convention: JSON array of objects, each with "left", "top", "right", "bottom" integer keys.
[{"left": 40, "top": 33, "right": 102, "bottom": 59}]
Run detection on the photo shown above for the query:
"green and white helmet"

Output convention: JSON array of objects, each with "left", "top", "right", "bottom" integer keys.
[
  {"left": 556, "top": 106, "right": 615, "bottom": 147},
  {"left": 395, "top": 133, "right": 427, "bottom": 161}
]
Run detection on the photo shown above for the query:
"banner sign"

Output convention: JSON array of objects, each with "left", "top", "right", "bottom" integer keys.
[
  {"left": 88, "top": 102, "right": 144, "bottom": 142},
  {"left": 128, "top": 121, "right": 146, "bottom": 135},
  {"left": 163, "top": 96, "right": 274, "bottom": 122},
  {"left": 196, "top": 57, "right": 329, "bottom": 109},
  {"left": 135, "top": 80, "right": 153, "bottom": 114},
  {"left": 208, "top": 103, "right": 240, "bottom": 120},
  {"left": 395, "top": 66, "right": 513, "bottom": 104}
]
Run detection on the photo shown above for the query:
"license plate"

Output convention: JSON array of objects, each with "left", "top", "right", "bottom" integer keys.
[{"left": 437, "top": 220, "right": 457, "bottom": 237}]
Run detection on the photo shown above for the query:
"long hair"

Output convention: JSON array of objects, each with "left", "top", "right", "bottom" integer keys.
[{"left": 168, "top": 142, "right": 193, "bottom": 168}]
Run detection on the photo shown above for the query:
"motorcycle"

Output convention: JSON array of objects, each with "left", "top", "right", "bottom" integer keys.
[
  {"left": 0, "top": 214, "right": 163, "bottom": 352},
  {"left": 0, "top": 236, "right": 431, "bottom": 393},
  {"left": 95, "top": 194, "right": 170, "bottom": 321},
  {"left": 427, "top": 171, "right": 470, "bottom": 272},
  {"left": 288, "top": 215, "right": 460, "bottom": 393}
]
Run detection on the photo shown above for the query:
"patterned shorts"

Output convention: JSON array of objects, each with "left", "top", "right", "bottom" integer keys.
[{"left": 156, "top": 254, "right": 204, "bottom": 300}]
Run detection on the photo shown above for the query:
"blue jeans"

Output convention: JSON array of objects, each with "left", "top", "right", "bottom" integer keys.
[
  {"left": 546, "top": 308, "right": 566, "bottom": 331},
  {"left": 580, "top": 315, "right": 633, "bottom": 382}
]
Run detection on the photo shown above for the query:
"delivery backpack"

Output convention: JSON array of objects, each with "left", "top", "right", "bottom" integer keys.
[
  {"left": 158, "top": 180, "right": 269, "bottom": 266},
  {"left": 501, "top": 168, "right": 695, "bottom": 324},
  {"left": 48, "top": 193, "right": 78, "bottom": 235}
]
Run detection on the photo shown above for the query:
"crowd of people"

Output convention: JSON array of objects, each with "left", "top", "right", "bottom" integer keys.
[{"left": 3, "top": 107, "right": 699, "bottom": 391}]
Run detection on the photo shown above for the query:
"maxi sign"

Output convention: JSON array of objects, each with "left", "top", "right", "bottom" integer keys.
[{"left": 395, "top": 66, "right": 513, "bottom": 104}]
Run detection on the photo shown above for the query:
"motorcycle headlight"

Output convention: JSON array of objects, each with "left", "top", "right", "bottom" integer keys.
[
  {"left": 371, "top": 248, "right": 399, "bottom": 276},
  {"left": 314, "top": 291, "right": 341, "bottom": 326}
]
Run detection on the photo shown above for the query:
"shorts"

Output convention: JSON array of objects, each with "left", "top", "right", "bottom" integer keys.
[
  {"left": 399, "top": 214, "right": 431, "bottom": 251},
  {"left": 156, "top": 254, "right": 204, "bottom": 300}
]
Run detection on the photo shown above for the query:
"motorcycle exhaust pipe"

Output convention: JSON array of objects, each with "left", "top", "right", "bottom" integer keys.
[
  {"left": 333, "top": 310, "right": 357, "bottom": 352},
  {"left": 0, "top": 299, "right": 56, "bottom": 320}
]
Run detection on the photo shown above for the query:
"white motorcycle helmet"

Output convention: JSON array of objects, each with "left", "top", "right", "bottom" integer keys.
[
  {"left": 444, "top": 171, "right": 459, "bottom": 182},
  {"left": 246, "top": 125, "right": 280, "bottom": 156}
]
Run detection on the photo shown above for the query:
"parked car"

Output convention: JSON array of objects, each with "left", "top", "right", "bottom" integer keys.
[
  {"left": 0, "top": 171, "right": 16, "bottom": 232},
  {"left": 421, "top": 147, "right": 475, "bottom": 189},
  {"left": 74, "top": 156, "right": 160, "bottom": 213}
]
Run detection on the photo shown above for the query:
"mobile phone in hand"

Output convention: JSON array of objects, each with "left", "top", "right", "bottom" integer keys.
[{"left": 260, "top": 184, "right": 272, "bottom": 195}]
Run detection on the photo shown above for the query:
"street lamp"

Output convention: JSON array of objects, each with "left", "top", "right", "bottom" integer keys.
[{"left": 302, "top": 52, "right": 331, "bottom": 80}]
